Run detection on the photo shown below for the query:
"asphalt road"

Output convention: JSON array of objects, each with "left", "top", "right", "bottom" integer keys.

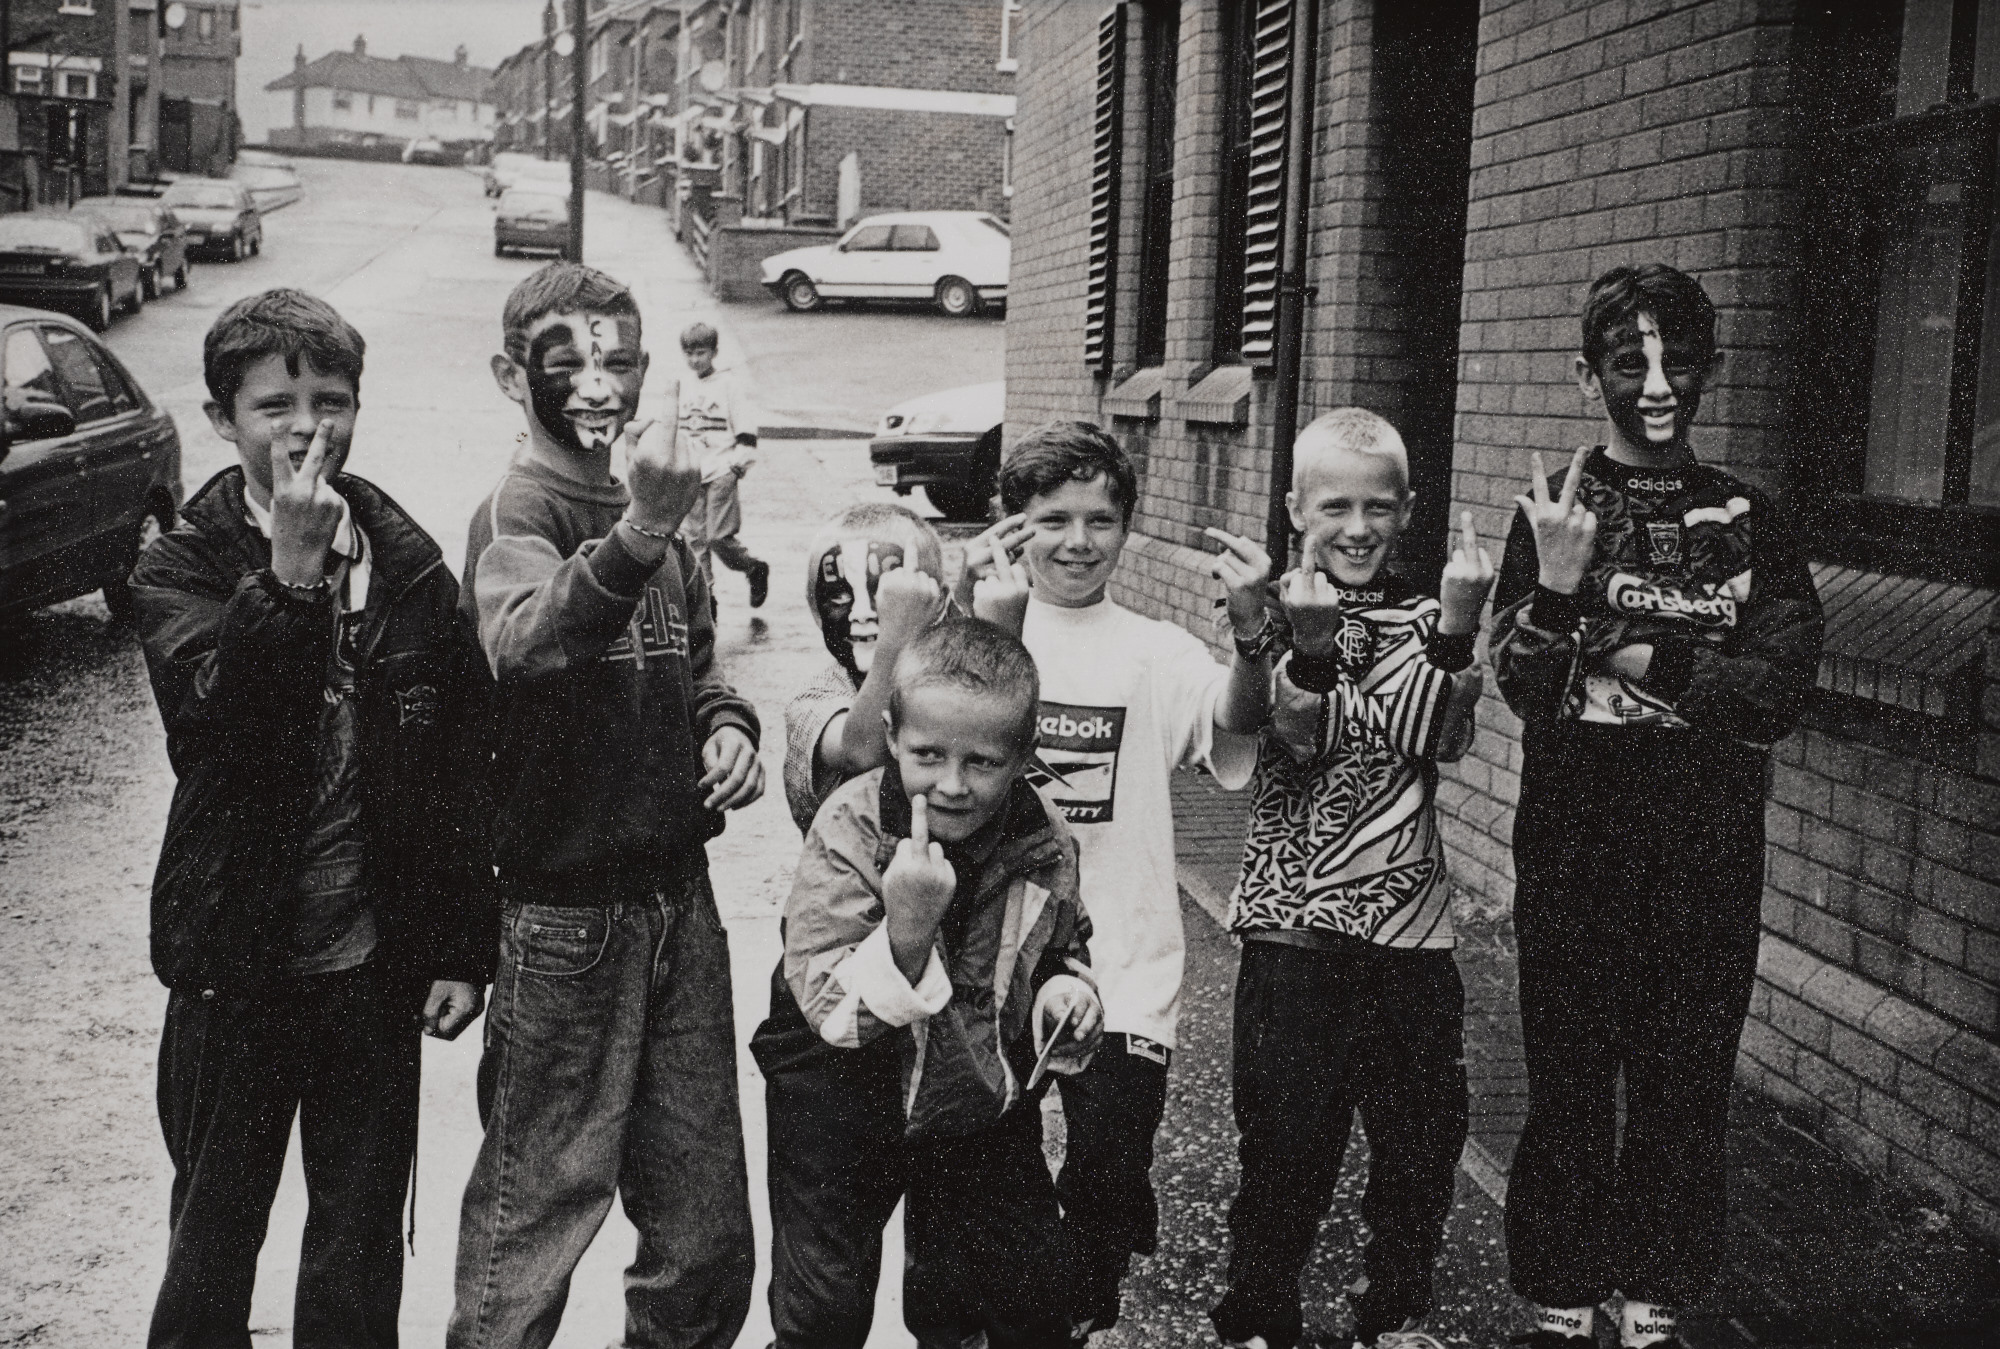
[{"left": 0, "top": 159, "right": 1518, "bottom": 1349}]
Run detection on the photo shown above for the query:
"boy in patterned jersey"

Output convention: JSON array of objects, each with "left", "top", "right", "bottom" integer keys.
[
  {"left": 677, "top": 321, "right": 771, "bottom": 607},
  {"left": 1492, "top": 265, "right": 1822, "bottom": 1349},
  {"left": 1211, "top": 408, "right": 1492, "bottom": 1349}
]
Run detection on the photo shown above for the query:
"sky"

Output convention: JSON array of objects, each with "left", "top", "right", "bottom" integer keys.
[{"left": 238, "top": 0, "right": 549, "bottom": 140}]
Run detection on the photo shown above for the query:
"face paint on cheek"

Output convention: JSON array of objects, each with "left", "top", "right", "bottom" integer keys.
[
  {"left": 812, "top": 547, "right": 859, "bottom": 675},
  {"left": 568, "top": 315, "right": 642, "bottom": 453},
  {"left": 813, "top": 539, "right": 910, "bottom": 678},
  {"left": 526, "top": 323, "right": 586, "bottom": 454}
]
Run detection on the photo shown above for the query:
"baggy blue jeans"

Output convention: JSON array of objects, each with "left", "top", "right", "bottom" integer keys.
[{"left": 448, "top": 868, "right": 754, "bottom": 1349}]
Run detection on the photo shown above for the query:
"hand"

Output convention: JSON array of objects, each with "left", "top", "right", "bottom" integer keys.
[
  {"left": 624, "top": 400, "right": 704, "bottom": 536},
  {"left": 962, "top": 513, "right": 1033, "bottom": 586},
  {"left": 972, "top": 547, "right": 1032, "bottom": 635},
  {"left": 1035, "top": 975, "right": 1104, "bottom": 1079},
  {"left": 1279, "top": 567, "right": 1349, "bottom": 657},
  {"left": 1438, "top": 511, "right": 1497, "bottom": 636},
  {"left": 421, "top": 980, "right": 484, "bottom": 1040},
  {"left": 884, "top": 793, "right": 957, "bottom": 941},
  {"left": 268, "top": 419, "right": 346, "bottom": 587},
  {"left": 1515, "top": 447, "right": 1598, "bottom": 595},
  {"left": 876, "top": 566, "right": 943, "bottom": 651},
  {"left": 700, "top": 724, "right": 764, "bottom": 811},
  {"left": 1204, "top": 526, "right": 1272, "bottom": 639},
  {"left": 1597, "top": 643, "right": 1653, "bottom": 680}
]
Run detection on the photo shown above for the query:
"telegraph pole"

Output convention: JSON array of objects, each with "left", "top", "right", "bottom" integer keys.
[{"left": 568, "top": 0, "right": 587, "bottom": 261}]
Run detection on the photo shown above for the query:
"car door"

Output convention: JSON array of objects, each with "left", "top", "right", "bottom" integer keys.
[
  {"left": 42, "top": 323, "right": 154, "bottom": 556},
  {"left": 0, "top": 323, "right": 94, "bottom": 609},
  {"left": 88, "top": 227, "right": 136, "bottom": 304},
  {"left": 817, "top": 223, "right": 894, "bottom": 296},
  {"left": 887, "top": 224, "right": 943, "bottom": 298}
]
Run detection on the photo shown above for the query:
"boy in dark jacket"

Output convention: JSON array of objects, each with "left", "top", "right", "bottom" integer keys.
[
  {"left": 1492, "top": 265, "right": 1823, "bottom": 1349},
  {"left": 753, "top": 618, "right": 1102, "bottom": 1349},
  {"left": 448, "top": 262, "right": 761, "bottom": 1349},
  {"left": 130, "top": 289, "right": 494, "bottom": 1349}
]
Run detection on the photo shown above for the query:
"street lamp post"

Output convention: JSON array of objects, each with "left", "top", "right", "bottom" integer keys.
[{"left": 568, "top": 0, "right": 586, "bottom": 262}]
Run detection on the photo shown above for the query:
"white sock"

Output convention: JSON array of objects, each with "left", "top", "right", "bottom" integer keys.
[
  {"left": 1535, "top": 1306, "right": 1593, "bottom": 1340},
  {"left": 1621, "top": 1301, "right": 1676, "bottom": 1348}
]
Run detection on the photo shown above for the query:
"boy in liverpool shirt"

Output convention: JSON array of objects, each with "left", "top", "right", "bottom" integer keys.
[{"left": 1492, "top": 264, "right": 1822, "bottom": 1349}]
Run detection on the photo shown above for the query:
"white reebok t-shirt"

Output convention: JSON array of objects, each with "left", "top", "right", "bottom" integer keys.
[{"left": 1020, "top": 595, "right": 1256, "bottom": 1048}]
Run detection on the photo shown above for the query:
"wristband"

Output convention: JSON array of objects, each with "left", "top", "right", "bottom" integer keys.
[
  {"left": 621, "top": 516, "right": 676, "bottom": 542},
  {"left": 1233, "top": 614, "right": 1281, "bottom": 662},
  {"left": 1285, "top": 649, "right": 1344, "bottom": 694},
  {"left": 268, "top": 571, "right": 332, "bottom": 604},
  {"left": 1427, "top": 631, "right": 1476, "bottom": 672},
  {"left": 1531, "top": 585, "right": 1584, "bottom": 633}
]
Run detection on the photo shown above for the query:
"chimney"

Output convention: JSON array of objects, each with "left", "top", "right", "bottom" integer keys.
[
  {"left": 353, "top": 34, "right": 367, "bottom": 58},
  {"left": 455, "top": 44, "right": 469, "bottom": 68}
]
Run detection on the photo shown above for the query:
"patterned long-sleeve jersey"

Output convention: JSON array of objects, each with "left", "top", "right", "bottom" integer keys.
[{"left": 1227, "top": 577, "right": 1468, "bottom": 950}]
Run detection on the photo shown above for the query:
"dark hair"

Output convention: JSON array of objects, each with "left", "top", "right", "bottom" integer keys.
[
  {"left": 1580, "top": 263, "right": 1716, "bottom": 371},
  {"left": 501, "top": 261, "right": 642, "bottom": 364},
  {"left": 203, "top": 289, "right": 365, "bottom": 413},
  {"left": 887, "top": 617, "right": 1041, "bottom": 749},
  {"left": 999, "top": 420, "right": 1138, "bottom": 523},
  {"left": 680, "top": 321, "right": 719, "bottom": 352}
]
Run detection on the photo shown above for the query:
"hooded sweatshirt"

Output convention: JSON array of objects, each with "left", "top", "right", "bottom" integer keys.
[{"left": 463, "top": 451, "right": 759, "bottom": 895}]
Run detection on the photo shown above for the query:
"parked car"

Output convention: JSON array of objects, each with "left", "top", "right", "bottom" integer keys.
[
  {"left": 403, "top": 137, "right": 456, "bottom": 166},
  {"left": 485, "top": 151, "right": 566, "bottom": 198},
  {"left": 494, "top": 189, "right": 573, "bottom": 257},
  {"left": 760, "top": 211, "right": 1010, "bottom": 317},
  {"left": 72, "top": 197, "right": 189, "bottom": 298},
  {"left": 0, "top": 305, "right": 183, "bottom": 620},
  {"left": 870, "top": 379, "right": 1004, "bottom": 521},
  {"left": 0, "top": 215, "right": 145, "bottom": 332},
  {"left": 159, "top": 178, "right": 263, "bottom": 261},
  {"left": 231, "top": 160, "right": 303, "bottom": 213}
]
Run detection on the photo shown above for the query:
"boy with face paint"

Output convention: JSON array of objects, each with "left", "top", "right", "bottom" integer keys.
[
  {"left": 1211, "top": 409, "right": 1492, "bottom": 1349},
  {"left": 1491, "top": 265, "right": 1823, "bottom": 1349},
  {"left": 450, "top": 262, "right": 761, "bottom": 1349}
]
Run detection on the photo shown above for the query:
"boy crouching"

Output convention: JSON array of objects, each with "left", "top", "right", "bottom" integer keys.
[{"left": 764, "top": 617, "right": 1103, "bottom": 1349}]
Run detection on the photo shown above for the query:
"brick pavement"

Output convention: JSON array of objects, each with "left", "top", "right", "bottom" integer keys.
[{"left": 1165, "top": 768, "right": 2000, "bottom": 1348}]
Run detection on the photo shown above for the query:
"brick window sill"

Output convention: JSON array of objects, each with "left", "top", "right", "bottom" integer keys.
[
  {"left": 1811, "top": 562, "right": 1995, "bottom": 724},
  {"left": 1103, "top": 367, "right": 1166, "bottom": 421},
  {"left": 1173, "top": 365, "right": 1252, "bottom": 426}
]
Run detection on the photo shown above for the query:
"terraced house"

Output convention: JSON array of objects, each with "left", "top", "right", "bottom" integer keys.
[{"left": 1005, "top": 0, "right": 2000, "bottom": 1245}]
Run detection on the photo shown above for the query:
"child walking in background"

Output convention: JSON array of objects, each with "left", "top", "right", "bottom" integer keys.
[
  {"left": 678, "top": 321, "right": 771, "bottom": 608},
  {"left": 1492, "top": 265, "right": 1822, "bottom": 1349},
  {"left": 1210, "top": 409, "right": 1491, "bottom": 1349}
]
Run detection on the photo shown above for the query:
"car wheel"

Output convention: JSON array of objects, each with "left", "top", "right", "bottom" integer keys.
[
  {"left": 142, "top": 265, "right": 160, "bottom": 301},
  {"left": 250, "top": 232, "right": 262, "bottom": 257},
  {"left": 123, "top": 276, "right": 144, "bottom": 315},
  {"left": 102, "top": 503, "right": 172, "bottom": 625},
  {"left": 87, "top": 284, "right": 113, "bottom": 332},
  {"left": 229, "top": 232, "right": 245, "bottom": 262},
  {"left": 926, "top": 478, "right": 995, "bottom": 523},
  {"left": 495, "top": 239, "right": 507, "bottom": 257},
  {"left": 781, "top": 272, "right": 822, "bottom": 312},
  {"left": 174, "top": 262, "right": 188, "bottom": 291},
  {"left": 936, "top": 276, "right": 981, "bottom": 318}
]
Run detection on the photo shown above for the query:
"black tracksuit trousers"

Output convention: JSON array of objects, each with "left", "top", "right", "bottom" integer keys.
[
  {"left": 751, "top": 965, "right": 1074, "bottom": 1349},
  {"left": 1211, "top": 937, "right": 1469, "bottom": 1349},
  {"left": 148, "top": 961, "right": 424, "bottom": 1349},
  {"left": 1505, "top": 726, "right": 1766, "bottom": 1308}
]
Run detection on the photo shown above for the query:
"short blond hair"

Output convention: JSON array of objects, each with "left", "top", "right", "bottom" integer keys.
[{"left": 1292, "top": 408, "right": 1409, "bottom": 494}]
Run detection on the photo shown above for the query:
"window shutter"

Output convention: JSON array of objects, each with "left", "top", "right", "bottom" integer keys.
[
  {"left": 1084, "top": 5, "right": 1128, "bottom": 371},
  {"left": 1239, "top": 0, "right": 1294, "bottom": 364}
]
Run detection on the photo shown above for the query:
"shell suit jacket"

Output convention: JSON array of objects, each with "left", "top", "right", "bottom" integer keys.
[{"left": 782, "top": 766, "right": 1097, "bottom": 1141}]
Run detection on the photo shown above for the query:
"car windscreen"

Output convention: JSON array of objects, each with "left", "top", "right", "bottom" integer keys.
[
  {"left": 976, "top": 215, "right": 1011, "bottom": 239},
  {"left": 0, "top": 219, "right": 87, "bottom": 251},
  {"left": 501, "top": 193, "right": 568, "bottom": 218},
  {"left": 162, "top": 184, "right": 242, "bottom": 209},
  {"left": 75, "top": 203, "right": 156, "bottom": 232}
]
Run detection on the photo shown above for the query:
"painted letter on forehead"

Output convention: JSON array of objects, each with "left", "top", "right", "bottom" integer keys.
[{"left": 525, "top": 311, "right": 643, "bottom": 456}]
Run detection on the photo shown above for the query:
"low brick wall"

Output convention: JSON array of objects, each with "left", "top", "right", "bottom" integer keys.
[{"left": 706, "top": 221, "right": 840, "bottom": 304}]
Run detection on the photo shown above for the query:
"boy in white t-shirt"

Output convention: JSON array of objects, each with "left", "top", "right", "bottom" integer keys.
[
  {"left": 677, "top": 322, "right": 770, "bottom": 607},
  {"left": 963, "top": 421, "right": 1273, "bottom": 1339}
]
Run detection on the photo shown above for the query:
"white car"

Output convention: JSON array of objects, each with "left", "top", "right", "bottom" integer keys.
[
  {"left": 869, "top": 380, "right": 1004, "bottom": 521},
  {"left": 760, "top": 211, "right": 1009, "bottom": 317}
]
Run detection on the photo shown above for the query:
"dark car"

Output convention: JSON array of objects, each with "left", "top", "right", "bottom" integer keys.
[
  {"left": 0, "top": 306, "right": 182, "bottom": 621},
  {"left": 73, "top": 197, "right": 190, "bottom": 298},
  {"left": 0, "top": 214, "right": 146, "bottom": 332},
  {"left": 869, "top": 380, "right": 1004, "bottom": 521},
  {"left": 159, "top": 177, "right": 263, "bottom": 261},
  {"left": 494, "top": 188, "right": 572, "bottom": 258}
]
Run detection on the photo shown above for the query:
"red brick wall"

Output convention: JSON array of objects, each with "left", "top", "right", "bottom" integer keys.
[{"left": 802, "top": 0, "right": 1012, "bottom": 95}]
